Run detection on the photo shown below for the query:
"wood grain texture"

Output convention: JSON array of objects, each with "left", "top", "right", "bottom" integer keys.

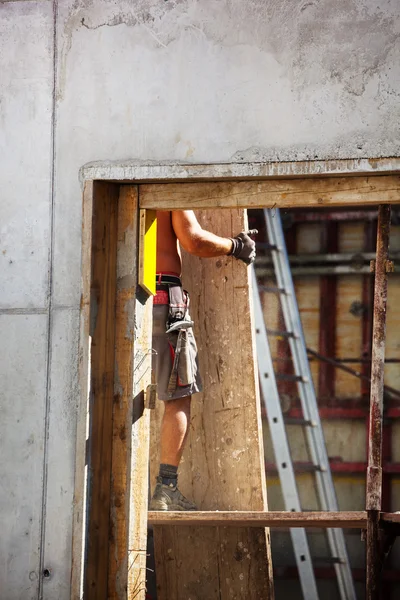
[
  {"left": 71, "top": 179, "right": 94, "bottom": 599},
  {"left": 85, "top": 182, "right": 119, "bottom": 598},
  {"left": 127, "top": 285, "right": 153, "bottom": 599},
  {"left": 150, "top": 209, "right": 274, "bottom": 599},
  {"left": 140, "top": 176, "right": 400, "bottom": 210},
  {"left": 108, "top": 186, "right": 153, "bottom": 600},
  {"left": 148, "top": 510, "right": 368, "bottom": 529},
  {"left": 380, "top": 512, "right": 400, "bottom": 524}
]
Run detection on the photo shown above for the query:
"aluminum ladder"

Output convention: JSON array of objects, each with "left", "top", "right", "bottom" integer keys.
[{"left": 252, "top": 208, "right": 356, "bottom": 600}]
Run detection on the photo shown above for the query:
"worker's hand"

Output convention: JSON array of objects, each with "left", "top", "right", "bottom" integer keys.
[{"left": 228, "top": 229, "right": 258, "bottom": 265}]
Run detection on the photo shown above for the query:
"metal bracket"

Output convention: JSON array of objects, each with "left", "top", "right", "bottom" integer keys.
[
  {"left": 145, "top": 384, "right": 157, "bottom": 409},
  {"left": 370, "top": 259, "right": 394, "bottom": 273}
]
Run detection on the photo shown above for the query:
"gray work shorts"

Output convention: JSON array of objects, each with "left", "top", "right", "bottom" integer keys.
[{"left": 152, "top": 304, "right": 203, "bottom": 401}]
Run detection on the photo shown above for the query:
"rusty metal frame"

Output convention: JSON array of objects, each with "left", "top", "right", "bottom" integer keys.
[
  {"left": 366, "top": 205, "right": 393, "bottom": 600},
  {"left": 318, "top": 221, "right": 338, "bottom": 401}
]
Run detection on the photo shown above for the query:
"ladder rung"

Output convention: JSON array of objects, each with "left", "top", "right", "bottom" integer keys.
[
  {"left": 284, "top": 417, "right": 315, "bottom": 427},
  {"left": 313, "top": 556, "right": 343, "bottom": 565},
  {"left": 276, "top": 373, "right": 308, "bottom": 383},
  {"left": 266, "top": 461, "right": 324, "bottom": 473},
  {"left": 256, "top": 242, "right": 279, "bottom": 251},
  {"left": 259, "top": 285, "right": 287, "bottom": 294},
  {"left": 266, "top": 329, "right": 296, "bottom": 339}
]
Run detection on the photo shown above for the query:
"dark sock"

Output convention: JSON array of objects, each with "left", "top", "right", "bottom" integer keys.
[{"left": 159, "top": 463, "right": 178, "bottom": 487}]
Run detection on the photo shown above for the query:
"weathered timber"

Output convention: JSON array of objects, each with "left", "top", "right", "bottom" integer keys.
[
  {"left": 126, "top": 270, "right": 153, "bottom": 596},
  {"left": 148, "top": 509, "right": 400, "bottom": 528},
  {"left": 139, "top": 176, "right": 400, "bottom": 210},
  {"left": 380, "top": 512, "right": 400, "bottom": 525},
  {"left": 150, "top": 209, "right": 274, "bottom": 600},
  {"left": 85, "top": 182, "right": 119, "bottom": 597},
  {"left": 148, "top": 511, "right": 368, "bottom": 529},
  {"left": 76, "top": 184, "right": 153, "bottom": 600},
  {"left": 107, "top": 186, "right": 153, "bottom": 599},
  {"left": 71, "top": 180, "right": 94, "bottom": 599}
]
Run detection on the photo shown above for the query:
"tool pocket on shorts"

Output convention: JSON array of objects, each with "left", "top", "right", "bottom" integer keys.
[
  {"left": 167, "top": 285, "right": 188, "bottom": 325},
  {"left": 167, "top": 329, "right": 195, "bottom": 387}
]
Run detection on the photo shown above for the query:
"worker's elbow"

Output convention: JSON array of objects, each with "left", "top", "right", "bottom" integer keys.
[{"left": 183, "top": 236, "right": 204, "bottom": 256}]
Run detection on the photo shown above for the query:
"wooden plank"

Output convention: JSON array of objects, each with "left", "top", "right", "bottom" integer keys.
[
  {"left": 140, "top": 175, "right": 400, "bottom": 210},
  {"left": 150, "top": 209, "right": 274, "bottom": 599},
  {"left": 71, "top": 179, "right": 94, "bottom": 599},
  {"left": 380, "top": 512, "right": 400, "bottom": 525},
  {"left": 138, "top": 208, "right": 157, "bottom": 295},
  {"left": 108, "top": 186, "right": 153, "bottom": 600},
  {"left": 108, "top": 185, "right": 138, "bottom": 598},
  {"left": 85, "top": 182, "right": 119, "bottom": 597},
  {"left": 148, "top": 510, "right": 368, "bottom": 529}
]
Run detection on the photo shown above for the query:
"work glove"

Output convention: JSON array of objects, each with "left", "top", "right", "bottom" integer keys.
[{"left": 228, "top": 229, "right": 258, "bottom": 265}]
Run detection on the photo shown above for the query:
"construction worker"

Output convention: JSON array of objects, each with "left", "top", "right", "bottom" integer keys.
[{"left": 149, "top": 210, "right": 257, "bottom": 511}]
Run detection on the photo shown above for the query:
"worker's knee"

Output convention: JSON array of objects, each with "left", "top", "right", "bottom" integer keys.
[{"left": 163, "top": 395, "right": 192, "bottom": 416}]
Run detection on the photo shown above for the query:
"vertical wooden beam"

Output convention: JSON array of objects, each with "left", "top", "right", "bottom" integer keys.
[
  {"left": 85, "top": 182, "right": 119, "bottom": 597},
  {"left": 78, "top": 184, "right": 153, "bottom": 600},
  {"left": 108, "top": 186, "right": 153, "bottom": 600},
  {"left": 150, "top": 208, "right": 274, "bottom": 599},
  {"left": 71, "top": 179, "right": 94, "bottom": 599},
  {"left": 366, "top": 205, "right": 391, "bottom": 600}
]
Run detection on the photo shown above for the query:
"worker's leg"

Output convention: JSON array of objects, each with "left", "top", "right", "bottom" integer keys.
[
  {"left": 160, "top": 395, "right": 191, "bottom": 466},
  {"left": 150, "top": 301, "right": 200, "bottom": 511},
  {"left": 150, "top": 395, "right": 197, "bottom": 511}
]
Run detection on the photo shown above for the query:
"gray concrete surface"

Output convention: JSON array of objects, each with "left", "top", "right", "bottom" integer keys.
[
  {"left": 0, "top": 1, "right": 53, "bottom": 309},
  {"left": 1, "top": 0, "right": 400, "bottom": 598},
  {"left": 0, "top": 314, "right": 48, "bottom": 599}
]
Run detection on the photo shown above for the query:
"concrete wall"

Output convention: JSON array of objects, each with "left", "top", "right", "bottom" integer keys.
[{"left": 0, "top": 0, "right": 399, "bottom": 598}]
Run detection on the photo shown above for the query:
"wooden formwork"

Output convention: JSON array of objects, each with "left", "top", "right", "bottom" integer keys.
[{"left": 73, "top": 160, "right": 400, "bottom": 600}]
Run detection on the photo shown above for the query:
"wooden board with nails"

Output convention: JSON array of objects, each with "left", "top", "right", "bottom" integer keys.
[{"left": 150, "top": 208, "right": 274, "bottom": 599}]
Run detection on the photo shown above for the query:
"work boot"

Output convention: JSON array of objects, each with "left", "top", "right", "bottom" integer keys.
[{"left": 149, "top": 477, "right": 197, "bottom": 511}]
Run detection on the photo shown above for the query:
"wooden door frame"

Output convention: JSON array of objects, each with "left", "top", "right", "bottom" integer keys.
[{"left": 72, "top": 159, "right": 400, "bottom": 599}]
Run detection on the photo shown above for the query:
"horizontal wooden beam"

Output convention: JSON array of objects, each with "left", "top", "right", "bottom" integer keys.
[
  {"left": 381, "top": 512, "right": 400, "bottom": 525},
  {"left": 140, "top": 176, "right": 400, "bottom": 210},
  {"left": 148, "top": 511, "right": 400, "bottom": 529},
  {"left": 148, "top": 511, "right": 368, "bottom": 529}
]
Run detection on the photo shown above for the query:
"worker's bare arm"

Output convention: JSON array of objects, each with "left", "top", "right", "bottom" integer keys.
[{"left": 172, "top": 211, "right": 233, "bottom": 257}]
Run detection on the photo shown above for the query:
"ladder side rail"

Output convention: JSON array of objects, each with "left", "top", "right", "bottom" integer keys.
[
  {"left": 251, "top": 269, "right": 319, "bottom": 600},
  {"left": 264, "top": 209, "right": 332, "bottom": 484}
]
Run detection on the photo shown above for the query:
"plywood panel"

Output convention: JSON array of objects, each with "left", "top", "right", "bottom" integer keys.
[
  {"left": 335, "top": 277, "right": 363, "bottom": 398},
  {"left": 295, "top": 277, "right": 320, "bottom": 395},
  {"left": 385, "top": 275, "right": 400, "bottom": 390},
  {"left": 339, "top": 222, "right": 365, "bottom": 253},
  {"left": 296, "top": 223, "right": 322, "bottom": 254},
  {"left": 387, "top": 223, "right": 400, "bottom": 389},
  {"left": 150, "top": 209, "right": 274, "bottom": 599}
]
